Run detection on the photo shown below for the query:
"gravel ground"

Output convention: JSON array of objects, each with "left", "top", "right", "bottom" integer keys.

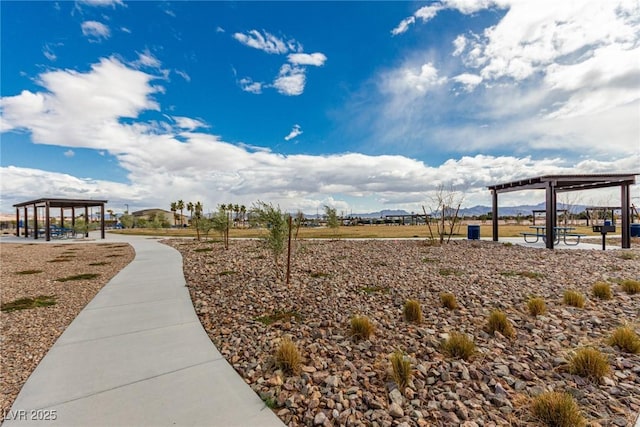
[
  {"left": 167, "top": 238, "right": 640, "bottom": 427},
  {"left": 0, "top": 242, "right": 135, "bottom": 419}
]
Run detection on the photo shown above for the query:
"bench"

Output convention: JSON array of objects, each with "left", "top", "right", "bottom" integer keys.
[
  {"left": 561, "top": 233, "right": 587, "bottom": 246},
  {"left": 521, "top": 232, "right": 544, "bottom": 243}
]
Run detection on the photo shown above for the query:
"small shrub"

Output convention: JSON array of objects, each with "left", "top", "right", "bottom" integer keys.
[
  {"left": 309, "top": 271, "right": 330, "bottom": 278},
  {"left": 608, "top": 326, "right": 640, "bottom": 354},
  {"left": 1, "top": 295, "right": 56, "bottom": 312},
  {"left": 255, "top": 310, "right": 302, "bottom": 326},
  {"left": 518, "top": 271, "right": 544, "bottom": 279},
  {"left": 194, "top": 248, "right": 213, "bottom": 252},
  {"left": 530, "top": 391, "right": 585, "bottom": 427},
  {"left": 421, "top": 257, "right": 437, "bottom": 263},
  {"left": 621, "top": 279, "right": 640, "bottom": 295},
  {"left": 56, "top": 273, "right": 100, "bottom": 282},
  {"left": 217, "top": 270, "right": 237, "bottom": 276},
  {"left": 592, "top": 282, "right": 612, "bottom": 300},
  {"left": 15, "top": 270, "right": 43, "bottom": 275},
  {"left": 403, "top": 299, "right": 423, "bottom": 323},
  {"left": 486, "top": 309, "right": 515, "bottom": 338},
  {"left": 274, "top": 338, "right": 301, "bottom": 375},
  {"left": 350, "top": 315, "right": 374, "bottom": 341},
  {"left": 389, "top": 350, "right": 412, "bottom": 389},
  {"left": 441, "top": 332, "right": 476, "bottom": 360},
  {"left": 563, "top": 290, "right": 585, "bottom": 308},
  {"left": 88, "top": 262, "right": 110, "bottom": 266},
  {"left": 569, "top": 347, "right": 610, "bottom": 381},
  {"left": 440, "top": 292, "right": 458, "bottom": 309},
  {"left": 361, "top": 285, "right": 389, "bottom": 294},
  {"left": 527, "top": 297, "right": 547, "bottom": 316},
  {"left": 439, "top": 268, "right": 462, "bottom": 276},
  {"left": 618, "top": 252, "right": 636, "bottom": 260}
]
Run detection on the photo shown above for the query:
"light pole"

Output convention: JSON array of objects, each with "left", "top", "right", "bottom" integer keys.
[{"left": 124, "top": 204, "right": 129, "bottom": 214}]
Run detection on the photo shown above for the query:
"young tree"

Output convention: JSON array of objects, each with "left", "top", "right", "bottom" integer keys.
[
  {"left": 211, "top": 206, "right": 230, "bottom": 249},
  {"left": 324, "top": 205, "right": 340, "bottom": 238},
  {"left": 250, "top": 201, "right": 289, "bottom": 279},
  {"left": 428, "top": 184, "right": 465, "bottom": 244},
  {"left": 120, "top": 213, "right": 134, "bottom": 229}
]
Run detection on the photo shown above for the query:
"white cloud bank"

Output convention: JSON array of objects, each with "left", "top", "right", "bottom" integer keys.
[{"left": 1, "top": 57, "right": 636, "bottom": 213}]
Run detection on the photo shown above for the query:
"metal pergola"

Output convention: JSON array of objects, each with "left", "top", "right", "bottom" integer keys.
[
  {"left": 488, "top": 174, "right": 637, "bottom": 249},
  {"left": 13, "top": 198, "right": 108, "bottom": 241}
]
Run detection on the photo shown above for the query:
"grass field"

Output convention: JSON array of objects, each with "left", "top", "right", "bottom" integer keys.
[{"left": 111, "top": 223, "right": 607, "bottom": 239}]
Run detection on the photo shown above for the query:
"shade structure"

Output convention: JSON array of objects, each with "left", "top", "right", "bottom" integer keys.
[
  {"left": 13, "top": 198, "right": 108, "bottom": 241},
  {"left": 487, "top": 174, "right": 637, "bottom": 249}
]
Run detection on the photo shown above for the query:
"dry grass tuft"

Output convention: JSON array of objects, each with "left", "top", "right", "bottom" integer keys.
[
  {"left": 389, "top": 350, "right": 412, "bottom": 390},
  {"left": 274, "top": 338, "right": 301, "bottom": 375},
  {"left": 568, "top": 347, "right": 610, "bottom": 381},
  {"left": 441, "top": 332, "right": 475, "bottom": 360},
  {"left": 592, "top": 282, "right": 612, "bottom": 300},
  {"left": 621, "top": 279, "right": 640, "bottom": 295},
  {"left": 530, "top": 391, "right": 585, "bottom": 427},
  {"left": 527, "top": 297, "right": 546, "bottom": 316},
  {"left": 440, "top": 292, "right": 458, "bottom": 309},
  {"left": 486, "top": 309, "right": 515, "bottom": 338},
  {"left": 563, "top": 290, "right": 585, "bottom": 308},
  {"left": 403, "top": 299, "right": 423, "bottom": 323},
  {"left": 608, "top": 326, "right": 640, "bottom": 354},
  {"left": 350, "top": 315, "right": 374, "bottom": 341}
]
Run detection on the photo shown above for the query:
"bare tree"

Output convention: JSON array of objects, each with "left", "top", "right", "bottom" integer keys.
[{"left": 427, "top": 184, "right": 465, "bottom": 244}]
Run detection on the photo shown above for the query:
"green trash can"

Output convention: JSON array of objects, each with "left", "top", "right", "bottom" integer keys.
[{"left": 467, "top": 225, "right": 480, "bottom": 240}]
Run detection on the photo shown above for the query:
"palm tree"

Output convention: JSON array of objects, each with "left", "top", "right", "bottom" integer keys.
[
  {"left": 170, "top": 202, "right": 177, "bottom": 226},
  {"left": 177, "top": 200, "right": 184, "bottom": 227},
  {"left": 187, "top": 202, "right": 194, "bottom": 227},
  {"left": 240, "top": 205, "right": 246, "bottom": 228},
  {"left": 219, "top": 203, "right": 227, "bottom": 213}
]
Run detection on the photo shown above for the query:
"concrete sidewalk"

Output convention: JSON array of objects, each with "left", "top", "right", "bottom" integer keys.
[{"left": 2, "top": 234, "right": 283, "bottom": 426}]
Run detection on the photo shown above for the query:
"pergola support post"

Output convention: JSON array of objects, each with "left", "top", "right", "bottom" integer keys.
[
  {"left": 15, "top": 209, "right": 20, "bottom": 237},
  {"left": 100, "top": 205, "right": 105, "bottom": 239},
  {"left": 45, "top": 202, "right": 51, "bottom": 241},
  {"left": 23, "top": 207, "right": 28, "bottom": 238},
  {"left": 491, "top": 189, "right": 498, "bottom": 241},
  {"left": 545, "top": 181, "right": 556, "bottom": 249},
  {"left": 34, "top": 204, "right": 39, "bottom": 240},
  {"left": 622, "top": 184, "right": 631, "bottom": 249},
  {"left": 85, "top": 205, "right": 89, "bottom": 237}
]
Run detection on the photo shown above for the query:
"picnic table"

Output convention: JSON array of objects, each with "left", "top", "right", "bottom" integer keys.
[{"left": 521, "top": 226, "right": 586, "bottom": 246}]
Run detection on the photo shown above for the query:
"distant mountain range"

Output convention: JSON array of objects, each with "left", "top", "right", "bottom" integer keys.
[{"left": 309, "top": 203, "right": 594, "bottom": 219}]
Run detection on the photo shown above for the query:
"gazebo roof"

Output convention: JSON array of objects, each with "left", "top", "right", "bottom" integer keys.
[
  {"left": 487, "top": 173, "right": 637, "bottom": 194},
  {"left": 13, "top": 198, "right": 108, "bottom": 208}
]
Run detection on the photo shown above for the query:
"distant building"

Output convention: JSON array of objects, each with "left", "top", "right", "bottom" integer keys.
[{"left": 131, "top": 208, "right": 187, "bottom": 226}]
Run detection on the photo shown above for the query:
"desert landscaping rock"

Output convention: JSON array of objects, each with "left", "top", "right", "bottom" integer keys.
[
  {"left": 167, "top": 238, "right": 640, "bottom": 426},
  {"left": 0, "top": 242, "right": 135, "bottom": 420}
]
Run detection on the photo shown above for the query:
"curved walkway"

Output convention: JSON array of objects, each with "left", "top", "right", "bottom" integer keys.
[{"left": 2, "top": 233, "right": 283, "bottom": 426}]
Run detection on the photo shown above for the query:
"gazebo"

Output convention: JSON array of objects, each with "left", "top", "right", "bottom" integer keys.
[
  {"left": 13, "top": 198, "right": 108, "bottom": 241},
  {"left": 488, "top": 174, "right": 637, "bottom": 249}
]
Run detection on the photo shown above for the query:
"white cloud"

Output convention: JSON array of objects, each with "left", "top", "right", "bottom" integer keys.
[
  {"left": 81, "top": 21, "right": 111, "bottom": 41},
  {"left": 381, "top": 62, "right": 446, "bottom": 96},
  {"left": 452, "top": 35, "right": 466, "bottom": 56},
  {"left": 452, "top": 73, "right": 482, "bottom": 91},
  {"left": 77, "top": 0, "right": 124, "bottom": 7},
  {"left": 233, "top": 30, "right": 302, "bottom": 55},
  {"left": 239, "top": 77, "right": 263, "bottom": 94},
  {"left": 134, "top": 49, "right": 161, "bottom": 69},
  {"left": 175, "top": 70, "right": 191, "bottom": 82},
  {"left": 287, "top": 52, "right": 327, "bottom": 67},
  {"left": 273, "top": 64, "right": 306, "bottom": 96},
  {"left": 172, "top": 116, "right": 208, "bottom": 131},
  {"left": 216, "top": 26, "right": 225, "bottom": 33},
  {"left": 64, "top": 149, "right": 75, "bottom": 157},
  {"left": 284, "top": 124, "right": 302, "bottom": 141},
  {"left": 43, "top": 44, "right": 57, "bottom": 61},
  {"left": 391, "top": 17, "right": 415, "bottom": 36}
]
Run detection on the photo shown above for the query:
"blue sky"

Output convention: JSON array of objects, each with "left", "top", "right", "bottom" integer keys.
[{"left": 1, "top": 0, "right": 639, "bottom": 215}]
